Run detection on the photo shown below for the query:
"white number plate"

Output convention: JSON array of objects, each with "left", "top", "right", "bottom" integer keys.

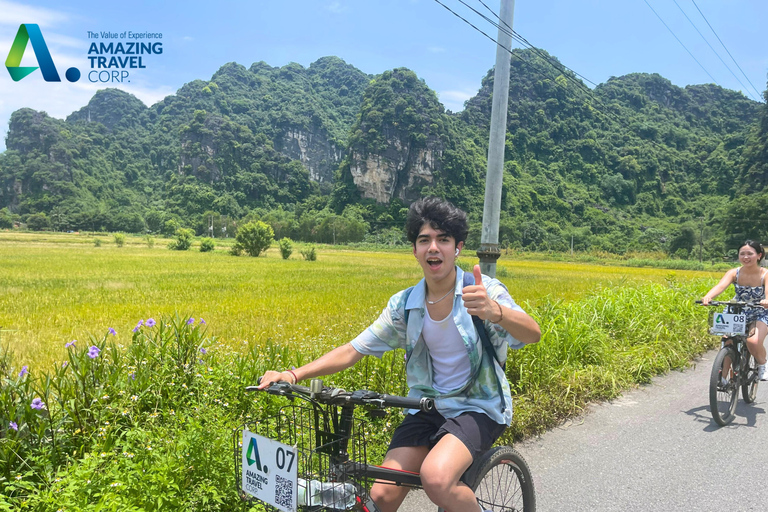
[
  {"left": 242, "top": 430, "right": 298, "bottom": 512},
  {"left": 711, "top": 312, "right": 746, "bottom": 335}
]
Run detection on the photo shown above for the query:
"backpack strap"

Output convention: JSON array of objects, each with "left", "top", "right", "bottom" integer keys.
[{"left": 463, "top": 272, "right": 507, "bottom": 412}]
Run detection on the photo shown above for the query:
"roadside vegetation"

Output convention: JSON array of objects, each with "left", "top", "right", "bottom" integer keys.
[{"left": 0, "top": 237, "right": 725, "bottom": 510}]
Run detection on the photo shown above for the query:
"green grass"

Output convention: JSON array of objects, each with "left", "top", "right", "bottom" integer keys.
[{"left": 0, "top": 239, "right": 722, "bottom": 367}]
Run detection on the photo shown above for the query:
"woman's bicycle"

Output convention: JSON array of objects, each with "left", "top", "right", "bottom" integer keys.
[
  {"left": 234, "top": 378, "right": 535, "bottom": 512},
  {"left": 697, "top": 300, "right": 761, "bottom": 426}
]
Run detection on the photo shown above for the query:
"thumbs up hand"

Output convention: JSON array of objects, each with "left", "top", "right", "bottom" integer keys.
[{"left": 462, "top": 265, "right": 499, "bottom": 321}]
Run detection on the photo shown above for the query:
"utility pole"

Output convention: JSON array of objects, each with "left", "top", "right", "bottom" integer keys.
[{"left": 477, "top": 0, "right": 515, "bottom": 277}]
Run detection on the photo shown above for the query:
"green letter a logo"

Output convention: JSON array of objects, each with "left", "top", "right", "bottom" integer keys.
[
  {"left": 5, "top": 24, "right": 61, "bottom": 82},
  {"left": 246, "top": 437, "right": 264, "bottom": 471}
]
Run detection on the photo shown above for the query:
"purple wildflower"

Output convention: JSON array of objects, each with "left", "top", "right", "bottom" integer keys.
[
  {"left": 18, "top": 366, "right": 28, "bottom": 378},
  {"left": 200, "top": 318, "right": 206, "bottom": 325},
  {"left": 108, "top": 327, "right": 116, "bottom": 336},
  {"left": 130, "top": 373, "right": 136, "bottom": 381},
  {"left": 9, "top": 421, "right": 18, "bottom": 431},
  {"left": 65, "top": 340, "right": 76, "bottom": 348},
  {"left": 88, "top": 346, "right": 101, "bottom": 359},
  {"left": 145, "top": 318, "right": 156, "bottom": 327},
  {"left": 132, "top": 320, "right": 143, "bottom": 333},
  {"left": 31, "top": 398, "right": 45, "bottom": 410},
  {"left": 187, "top": 318, "right": 195, "bottom": 325},
  {"left": 62, "top": 361, "right": 68, "bottom": 368},
  {"left": 199, "top": 347, "right": 207, "bottom": 355}
]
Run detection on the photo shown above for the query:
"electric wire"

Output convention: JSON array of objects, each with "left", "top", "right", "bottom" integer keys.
[
  {"left": 458, "top": 0, "right": 599, "bottom": 89},
  {"left": 434, "top": 0, "right": 758, "bottom": 165},
  {"left": 671, "top": 0, "right": 759, "bottom": 101},
  {"left": 642, "top": 0, "right": 719, "bottom": 85},
  {"left": 434, "top": 0, "right": 683, "bottom": 156},
  {"left": 690, "top": 0, "right": 763, "bottom": 100},
  {"left": 463, "top": 0, "right": 680, "bottom": 151}
]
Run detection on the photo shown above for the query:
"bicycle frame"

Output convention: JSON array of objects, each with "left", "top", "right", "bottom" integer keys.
[
  {"left": 698, "top": 300, "right": 762, "bottom": 426},
  {"left": 234, "top": 379, "right": 536, "bottom": 512}
]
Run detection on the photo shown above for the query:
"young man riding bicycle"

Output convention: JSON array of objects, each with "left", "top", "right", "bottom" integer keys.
[{"left": 258, "top": 197, "right": 540, "bottom": 512}]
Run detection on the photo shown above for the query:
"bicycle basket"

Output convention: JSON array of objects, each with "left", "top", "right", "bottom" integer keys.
[{"left": 234, "top": 401, "right": 372, "bottom": 511}]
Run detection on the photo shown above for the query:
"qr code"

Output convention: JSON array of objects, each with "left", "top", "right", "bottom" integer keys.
[{"left": 274, "top": 474, "right": 293, "bottom": 509}]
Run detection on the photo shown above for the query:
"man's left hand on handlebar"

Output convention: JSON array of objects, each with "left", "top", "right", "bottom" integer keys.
[{"left": 256, "top": 370, "right": 297, "bottom": 389}]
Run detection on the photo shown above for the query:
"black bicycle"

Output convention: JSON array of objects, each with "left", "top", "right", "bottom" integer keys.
[
  {"left": 697, "top": 300, "right": 761, "bottom": 426},
  {"left": 234, "top": 379, "right": 535, "bottom": 512}
]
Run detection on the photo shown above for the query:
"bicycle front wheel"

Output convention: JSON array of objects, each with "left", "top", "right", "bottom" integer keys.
[
  {"left": 463, "top": 446, "right": 535, "bottom": 512},
  {"left": 742, "top": 351, "right": 760, "bottom": 404},
  {"left": 709, "top": 346, "right": 738, "bottom": 426}
]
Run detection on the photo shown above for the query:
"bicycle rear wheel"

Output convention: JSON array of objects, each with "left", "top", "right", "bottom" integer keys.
[
  {"left": 742, "top": 351, "right": 760, "bottom": 404},
  {"left": 462, "top": 446, "right": 535, "bottom": 512},
  {"left": 709, "top": 346, "right": 738, "bottom": 426}
]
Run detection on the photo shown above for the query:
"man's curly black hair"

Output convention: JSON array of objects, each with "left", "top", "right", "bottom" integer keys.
[{"left": 405, "top": 197, "right": 469, "bottom": 245}]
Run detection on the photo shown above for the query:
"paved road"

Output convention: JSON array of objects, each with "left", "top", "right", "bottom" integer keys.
[{"left": 403, "top": 349, "right": 768, "bottom": 511}]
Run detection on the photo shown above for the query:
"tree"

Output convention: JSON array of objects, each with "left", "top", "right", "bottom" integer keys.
[
  {"left": 278, "top": 238, "right": 293, "bottom": 259},
  {"left": 668, "top": 226, "right": 696, "bottom": 257},
  {"left": 26, "top": 212, "right": 49, "bottom": 231},
  {"left": 169, "top": 228, "right": 194, "bottom": 250},
  {"left": 234, "top": 221, "right": 274, "bottom": 257}
]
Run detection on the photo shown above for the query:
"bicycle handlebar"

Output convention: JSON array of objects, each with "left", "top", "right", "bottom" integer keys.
[
  {"left": 695, "top": 300, "right": 764, "bottom": 307},
  {"left": 247, "top": 379, "right": 435, "bottom": 412}
]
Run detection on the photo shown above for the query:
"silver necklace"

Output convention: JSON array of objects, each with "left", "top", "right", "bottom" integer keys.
[{"left": 427, "top": 288, "right": 453, "bottom": 305}]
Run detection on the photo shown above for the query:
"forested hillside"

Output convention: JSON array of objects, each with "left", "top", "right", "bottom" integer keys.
[{"left": 0, "top": 49, "right": 765, "bottom": 258}]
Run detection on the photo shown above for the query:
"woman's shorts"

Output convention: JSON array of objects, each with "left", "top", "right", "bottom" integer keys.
[{"left": 387, "top": 408, "right": 506, "bottom": 460}]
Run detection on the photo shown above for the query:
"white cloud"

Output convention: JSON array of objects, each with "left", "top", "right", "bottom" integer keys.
[
  {"left": 325, "top": 2, "right": 346, "bottom": 14},
  {"left": 0, "top": 0, "right": 72, "bottom": 28},
  {"left": 437, "top": 89, "right": 476, "bottom": 112},
  {"left": 427, "top": 46, "right": 446, "bottom": 54}
]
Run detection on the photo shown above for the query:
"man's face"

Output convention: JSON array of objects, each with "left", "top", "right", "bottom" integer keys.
[{"left": 413, "top": 224, "right": 462, "bottom": 281}]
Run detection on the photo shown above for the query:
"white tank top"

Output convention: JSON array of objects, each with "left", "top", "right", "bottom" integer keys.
[{"left": 422, "top": 307, "right": 472, "bottom": 393}]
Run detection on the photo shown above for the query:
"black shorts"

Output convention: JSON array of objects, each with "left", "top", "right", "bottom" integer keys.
[{"left": 387, "top": 408, "right": 506, "bottom": 460}]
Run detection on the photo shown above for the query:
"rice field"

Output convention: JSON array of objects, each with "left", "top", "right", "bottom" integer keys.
[{"left": 0, "top": 232, "right": 722, "bottom": 368}]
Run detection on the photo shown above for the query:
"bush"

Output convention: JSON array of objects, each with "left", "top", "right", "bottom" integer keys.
[
  {"left": 278, "top": 238, "right": 293, "bottom": 259},
  {"left": 93, "top": 238, "right": 101, "bottom": 247},
  {"left": 26, "top": 213, "right": 49, "bottom": 231},
  {"left": 199, "top": 238, "right": 215, "bottom": 252},
  {"left": 300, "top": 246, "right": 317, "bottom": 261},
  {"left": 233, "top": 221, "right": 273, "bottom": 257},
  {"left": 168, "top": 228, "right": 194, "bottom": 251},
  {"left": 145, "top": 235, "right": 155, "bottom": 248},
  {"left": 113, "top": 233, "right": 126, "bottom": 247}
]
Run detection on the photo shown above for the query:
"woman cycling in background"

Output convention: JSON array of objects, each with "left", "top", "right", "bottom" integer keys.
[{"left": 701, "top": 240, "right": 768, "bottom": 381}]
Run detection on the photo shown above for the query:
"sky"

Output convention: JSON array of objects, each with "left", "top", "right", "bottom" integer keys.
[{"left": 0, "top": 0, "right": 766, "bottom": 152}]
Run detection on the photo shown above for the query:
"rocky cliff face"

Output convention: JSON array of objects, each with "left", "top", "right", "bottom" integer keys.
[
  {"left": 348, "top": 127, "right": 439, "bottom": 203},
  {"left": 276, "top": 127, "right": 343, "bottom": 183},
  {"left": 343, "top": 68, "right": 448, "bottom": 204}
]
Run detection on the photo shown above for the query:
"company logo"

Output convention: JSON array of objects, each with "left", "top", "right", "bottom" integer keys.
[
  {"left": 715, "top": 314, "right": 725, "bottom": 324},
  {"left": 5, "top": 24, "right": 80, "bottom": 82},
  {"left": 245, "top": 437, "right": 267, "bottom": 472}
]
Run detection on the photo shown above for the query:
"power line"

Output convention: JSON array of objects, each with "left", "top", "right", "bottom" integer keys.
[
  {"left": 671, "top": 0, "right": 759, "bottom": 101},
  {"left": 642, "top": 0, "right": 719, "bottom": 85},
  {"left": 461, "top": 0, "right": 599, "bottom": 89},
  {"left": 451, "top": 0, "right": 685, "bottom": 154},
  {"left": 432, "top": 0, "right": 747, "bottom": 163},
  {"left": 690, "top": 0, "right": 764, "bottom": 100}
]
